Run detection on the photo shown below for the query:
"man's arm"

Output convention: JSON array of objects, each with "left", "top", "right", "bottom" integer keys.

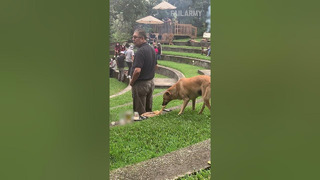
[{"left": 130, "top": 67, "right": 141, "bottom": 86}]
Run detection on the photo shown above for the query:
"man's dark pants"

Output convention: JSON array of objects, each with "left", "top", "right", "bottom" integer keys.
[{"left": 132, "top": 79, "right": 155, "bottom": 115}]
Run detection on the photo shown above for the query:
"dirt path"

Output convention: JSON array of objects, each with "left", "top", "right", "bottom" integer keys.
[{"left": 109, "top": 139, "right": 211, "bottom": 180}]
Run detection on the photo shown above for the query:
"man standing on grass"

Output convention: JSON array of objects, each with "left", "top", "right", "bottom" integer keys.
[
  {"left": 125, "top": 45, "right": 134, "bottom": 78},
  {"left": 130, "top": 28, "right": 157, "bottom": 116},
  {"left": 116, "top": 51, "right": 125, "bottom": 82}
]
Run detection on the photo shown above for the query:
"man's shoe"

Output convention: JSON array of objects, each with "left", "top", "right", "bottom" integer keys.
[{"left": 140, "top": 116, "right": 148, "bottom": 120}]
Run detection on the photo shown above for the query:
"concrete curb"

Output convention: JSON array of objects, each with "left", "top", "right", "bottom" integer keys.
[
  {"left": 162, "top": 46, "right": 202, "bottom": 54},
  {"left": 171, "top": 41, "right": 211, "bottom": 47},
  {"left": 110, "top": 65, "right": 185, "bottom": 99},
  {"left": 156, "top": 65, "right": 185, "bottom": 81}
]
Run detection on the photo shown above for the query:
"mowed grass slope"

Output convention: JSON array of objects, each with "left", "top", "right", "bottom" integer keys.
[
  {"left": 162, "top": 51, "right": 211, "bottom": 61},
  {"left": 110, "top": 61, "right": 206, "bottom": 122},
  {"left": 162, "top": 45, "right": 201, "bottom": 50},
  {"left": 109, "top": 92, "right": 202, "bottom": 123},
  {"left": 110, "top": 105, "right": 211, "bottom": 170},
  {"left": 158, "top": 61, "right": 206, "bottom": 78},
  {"left": 110, "top": 88, "right": 164, "bottom": 108},
  {"left": 109, "top": 78, "right": 127, "bottom": 96}
]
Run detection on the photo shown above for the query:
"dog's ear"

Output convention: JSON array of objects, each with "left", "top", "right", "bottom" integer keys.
[{"left": 165, "top": 91, "right": 171, "bottom": 96}]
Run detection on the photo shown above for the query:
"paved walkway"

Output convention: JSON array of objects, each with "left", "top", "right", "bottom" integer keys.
[
  {"left": 109, "top": 139, "right": 211, "bottom": 180},
  {"left": 198, "top": 69, "right": 211, "bottom": 76},
  {"left": 154, "top": 78, "right": 177, "bottom": 88}
]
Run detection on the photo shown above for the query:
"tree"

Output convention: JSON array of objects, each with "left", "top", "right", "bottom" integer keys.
[
  {"left": 109, "top": 0, "right": 211, "bottom": 42},
  {"left": 110, "top": 0, "right": 150, "bottom": 42}
]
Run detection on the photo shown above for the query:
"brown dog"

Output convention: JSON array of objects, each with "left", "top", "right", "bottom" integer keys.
[{"left": 161, "top": 75, "right": 211, "bottom": 115}]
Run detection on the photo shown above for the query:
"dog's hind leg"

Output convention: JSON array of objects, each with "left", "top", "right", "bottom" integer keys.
[
  {"left": 178, "top": 99, "right": 190, "bottom": 115},
  {"left": 199, "top": 99, "right": 211, "bottom": 114},
  {"left": 199, "top": 86, "right": 211, "bottom": 114},
  {"left": 199, "top": 102, "right": 206, "bottom": 114},
  {"left": 192, "top": 99, "right": 196, "bottom": 110},
  {"left": 205, "top": 99, "right": 211, "bottom": 110}
]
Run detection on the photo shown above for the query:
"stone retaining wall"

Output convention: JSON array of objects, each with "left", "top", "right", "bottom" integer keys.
[
  {"left": 162, "top": 47, "right": 202, "bottom": 54},
  {"left": 110, "top": 65, "right": 184, "bottom": 85},
  {"left": 160, "top": 55, "right": 211, "bottom": 69},
  {"left": 172, "top": 41, "right": 211, "bottom": 47},
  {"left": 155, "top": 65, "right": 185, "bottom": 81}
]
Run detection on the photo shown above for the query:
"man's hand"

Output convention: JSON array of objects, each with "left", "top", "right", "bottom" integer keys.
[{"left": 130, "top": 67, "right": 141, "bottom": 86}]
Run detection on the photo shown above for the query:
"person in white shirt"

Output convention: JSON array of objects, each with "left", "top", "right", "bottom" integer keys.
[{"left": 125, "top": 45, "right": 134, "bottom": 78}]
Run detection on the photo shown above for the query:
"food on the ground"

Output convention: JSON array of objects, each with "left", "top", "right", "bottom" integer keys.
[{"left": 155, "top": 105, "right": 166, "bottom": 115}]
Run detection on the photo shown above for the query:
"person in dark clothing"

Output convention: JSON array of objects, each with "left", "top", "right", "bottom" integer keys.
[
  {"left": 120, "top": 44, "right": 126, "bottom": 52},
  {"left": 157, "top": 43, "right": 162, "bottom": 60},
  {"left": 114, "top": 42, "right": 121, "bottom": 57},
  {"left": 130, "top": 28, "right": 158, "bottom": 116},
  {"left": 109, "top": 57, "right": 117, "bottom": 77},
  {"left": 116, "top": 51, "right": 126, "bottom": 81}
]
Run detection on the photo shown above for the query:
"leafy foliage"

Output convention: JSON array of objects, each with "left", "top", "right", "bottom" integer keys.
[
  {"left": 109, "top": 0, "right": 149, "bottom": 42},
  {"left": 109, "top": 0, "right": 211, "bottom": 42}
]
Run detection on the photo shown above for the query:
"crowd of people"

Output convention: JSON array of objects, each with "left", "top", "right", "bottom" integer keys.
[
  {"left": 109, "top": 36, "right": 162, "bottom": 82},
  {"left": 109, "top": 28, "right": 160, "bottom": 119}
]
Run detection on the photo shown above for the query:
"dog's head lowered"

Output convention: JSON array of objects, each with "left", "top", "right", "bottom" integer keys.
[{"left": 162, "top": 91, "right": 173, "bottom": 106}]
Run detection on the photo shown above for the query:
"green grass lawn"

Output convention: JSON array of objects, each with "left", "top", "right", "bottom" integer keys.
[
  {"left": 158, "top": 61, "right": 206, "bottom": 78},
  {"left": 109, "top": 41, "right": 211, "bottom": 173},
  {"left": 109, "top": 91, "right": 204, "bottom": 122},
  {"left": 155, "top": 73, "right": 169, "bottom": 78},
  {"left": 162, "top": 51, "right": 211, "bottom": 61},
  {"left": 109, "top": 78, "right": 128, "bottom": 96},
  {"left": 109, "top": 105, "right": 211, "bottom": 170},
  {"left": 162, "top": 45, "right": 201, "bottom": 50},
  {"left": 110, "top": 61, "right": 207, "bottom": 122},
  {"left": 178, "top": 169, "right": 211, "bottom": 180},
  {"left": 110, "top": 88, "right": 164, "bottom": 109},
  {"left": 110, "top": 73, "right": 166, "bottom": 96}
]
